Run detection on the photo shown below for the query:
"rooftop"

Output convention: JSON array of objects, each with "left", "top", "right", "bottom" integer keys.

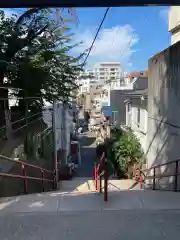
[
  {"left": 125, "top": 88, "right": 148, "bottom": 97},
  {"left": 128, "top": 70, "right": 148, "bottom": 79}
]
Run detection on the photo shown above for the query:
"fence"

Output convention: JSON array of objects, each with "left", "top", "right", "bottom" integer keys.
[
  {"left": 0, "top": 154, "right": 56, "bottom": 197},
  {"left": 0, "top": 95, "right": 57, "bottom": 197},
  {"left": 142, "top": 159, "right": 180, "bottom": 192}
]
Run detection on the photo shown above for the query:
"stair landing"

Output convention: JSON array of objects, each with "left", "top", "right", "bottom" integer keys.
[{"left": 1, "top": 179, "right": 180, "bottom": 214}]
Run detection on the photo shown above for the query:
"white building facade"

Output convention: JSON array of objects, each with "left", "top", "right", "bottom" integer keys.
[
  {"left": 169, "top": 6, "right": 180, "bottom": 45},
  {"left": 125, "top": 91, "right": 148, "bottom": 153},
  {"left": 76, "top": 70, "right": 99, "bottom": 95},
  {"left": 93, "top": 62, "right": 124, "bottom": 85}
]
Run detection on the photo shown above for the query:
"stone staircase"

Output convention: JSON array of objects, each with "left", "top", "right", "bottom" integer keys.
[
  {"left": 1, "top": 178, "right": 180, "bottom": 239},
  {"left": 58, "top": 178, "right": 96, "bottom": 193},
  {"left": 58, "top": 178, "right": 141, "bottom": 194}
]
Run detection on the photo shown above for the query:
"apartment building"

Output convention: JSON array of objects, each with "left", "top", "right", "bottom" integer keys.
[
  {"left": 76, "top": 70, "right": 99, "bottom": 94},
  {"left": 93, "top": 62, "right": 124, "bottom": 86},
  {"left": 169, "top": 6, "right": 180, "bottom": 45}
]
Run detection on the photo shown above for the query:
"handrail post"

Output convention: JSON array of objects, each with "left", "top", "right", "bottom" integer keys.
[
  {"left": 104, "top": 155, "right": 108, "bottom": 202},
  {"left": 152, "top": 168, "right": 156, "bottom": 190},
  {"left": 99, "top": 166, "right": 102, "bottom": 193},
  {"left": 41, "top": 169, "right": 44, "bottom": 192},
  {"left": 22, "top": 164, "right": 28, "bottom": 194},
  {"left": 53, "top": 170, "right": 57, "bottom": 190},
  {"left": 174, "top": 161, "right": 178, "bottom": 192},
  {"left": 94, "top": 163, "right": 97, "bottom": 191}
]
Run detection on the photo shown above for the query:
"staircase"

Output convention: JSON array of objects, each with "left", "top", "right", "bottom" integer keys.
[
  {"left": 1, "top": 145, "right": 180, "bottom": 239},
  {"left": 1, "top": 177, "right": 180, "bottom": 239},
  {"left": 59, "top": 178, "right": 96, "bottom": 193},
  {"left": 59, "top": 178, "right": 140, "bottom": 194}
]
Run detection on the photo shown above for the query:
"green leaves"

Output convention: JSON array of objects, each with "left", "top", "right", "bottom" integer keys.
[
  {"left": 111, "top": 127, "right": 144, "bottom": 172},
  {"left": 0, "top": 8, "right": 84, "bottom": 107}
]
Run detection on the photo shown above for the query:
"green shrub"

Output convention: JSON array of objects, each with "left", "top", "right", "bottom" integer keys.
[{"left": 112, "top": 128, "right": 144, "bottom": 175}]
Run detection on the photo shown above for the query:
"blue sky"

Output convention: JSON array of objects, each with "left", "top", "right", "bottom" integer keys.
[
  {"left": 72, "top": 6, "right": 170, "bottom": 72},
  {"left": 1, "top": 6, "right": 170, "bottom": 73}
]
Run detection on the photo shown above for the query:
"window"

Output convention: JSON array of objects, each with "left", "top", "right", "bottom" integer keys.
[
  {"left": 137, "top": 108, "right": 140, "bottom": 127},
  {"left": 110, "top": 68, "right": 115, "bottom": 71},
  {"left": 112, "top": 111, "right": 118, "bottom": 125},
  {"left": 127, "top": 103, "right": 131, "bottom": 112},
  {"left": 82, "top": 87, "right": 88, "bottom": 92}
]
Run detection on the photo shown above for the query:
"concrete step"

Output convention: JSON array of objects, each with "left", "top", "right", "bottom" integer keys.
[
  {"left": 59, "top": 179, "right": 140, "bottom": 193},
  {"left": 100, "top": 179, "right": 140, "bottom": 191},
  {"left": 58, "top": 178, "right": 96, "bottom": 193},
  {"left": 1, "top": 189, "right": 180, "bottom": 214}
]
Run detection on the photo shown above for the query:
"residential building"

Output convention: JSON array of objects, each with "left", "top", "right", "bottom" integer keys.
[
  {"left": 125, "top": 89, "right": 148, "bottom": 153},
  {"left": 109, "top": 76, "right": 148, "bottom": 128},
  {"left": 93, "top": 88, "right": 109, "bottom": 110},
  {"left": 93, "top": 62, "right": 124, "bottom": 86},
  {"left": 77, "top": 62, "right": 133, "bottom": 110},
  {"left": 76, "top": 70, "right": 98, "bottom": 95},
  {"left": 169, "top": 6, "right": 180, "bottom": 45}
]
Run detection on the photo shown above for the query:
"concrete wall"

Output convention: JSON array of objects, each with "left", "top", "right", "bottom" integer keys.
[{"left": 147, "top": 41, "right": 180, "bottom": 190}]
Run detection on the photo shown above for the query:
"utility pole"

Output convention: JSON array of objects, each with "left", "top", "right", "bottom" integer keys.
[{"left": 52, "top": 101, "right": 58, "bottom": 186}]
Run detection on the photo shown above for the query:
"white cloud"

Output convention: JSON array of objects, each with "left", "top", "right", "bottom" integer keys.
[
  {"left": 73, "top": 24, "right": 139, "bottom": 70},
  {"left": 0, "top": 8, "right": 23, "bottom": 19},
  {"left": 159, "top": 8, "right": 169, "bottom": 24}
]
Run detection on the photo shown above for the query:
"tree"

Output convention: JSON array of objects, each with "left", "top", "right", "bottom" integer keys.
[{"left": 0, "top": 8, "right": 84, "bottom": 138}]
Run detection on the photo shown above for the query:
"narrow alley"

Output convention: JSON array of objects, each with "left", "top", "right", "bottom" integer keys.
[{"left": 75, "top": 131, "right": 96, "bottom": 178}]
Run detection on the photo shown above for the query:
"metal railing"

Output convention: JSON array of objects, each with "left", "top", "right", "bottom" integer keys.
[
  {"left": 0, "top": 154, "right": 56, "bottom": 195},
  {"left": 139, "top": 159, "right": 180, "bottom": 191},
  {"left": 93, "top": 152, "right": 108, "bottom": 202}
]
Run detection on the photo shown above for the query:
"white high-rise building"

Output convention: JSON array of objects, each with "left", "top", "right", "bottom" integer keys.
[
  {"left": 92, "top": 62, "right": 124, "bottom": 86},
  {"left": 76, "top": 70, "right": 99, "bottom": 94}
]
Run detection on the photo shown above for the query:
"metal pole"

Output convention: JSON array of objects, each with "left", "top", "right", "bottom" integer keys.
[
  {"left": 174, "top": 161, "right": 178, "bottom": 192},
  {"left": 25, "top": 96, "right": 28, "bottom": 160},
  {"left": 52, "top": 101, "right": 58, "bottom": 187},
  {"left": 104, "top": 155, "right": 108, "bottom": 202},
  {"left": 152, "top": 168, "right": 156, "bottom": 190}
]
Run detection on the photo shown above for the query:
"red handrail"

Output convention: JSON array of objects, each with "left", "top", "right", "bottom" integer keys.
[
  {"left": 0, "top": 154, "right": 53, "bottom": 173},
  {"left": 0, "top": 154, "right": 56, "bottom": 195},
  {"left": 93, "top": 151, "right": 108, "bottom": 202}
]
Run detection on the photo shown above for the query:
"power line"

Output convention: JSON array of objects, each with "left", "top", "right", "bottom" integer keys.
[
  {"left": 119, "top": 14, "right": 149, "bottom": 68},
  {"left": 82, "top": 7, "right": 110, "bottom": 67}
]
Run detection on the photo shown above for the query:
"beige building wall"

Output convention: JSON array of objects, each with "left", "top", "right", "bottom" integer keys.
[{"left": 169, "top": 6, "right": 180, "bottom": 45}]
